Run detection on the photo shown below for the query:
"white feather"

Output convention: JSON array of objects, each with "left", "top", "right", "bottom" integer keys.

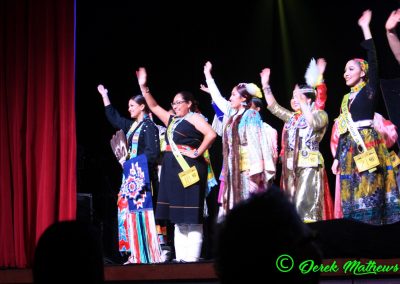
[
  {"left": 245, "top": 83, "right": 262, "bottom": 98},
  {"left": 245, "top": 83, "right": 257, "bottom": 95},
  {"left": 304, "top": 58, "right": 319, "bottom": 88}
]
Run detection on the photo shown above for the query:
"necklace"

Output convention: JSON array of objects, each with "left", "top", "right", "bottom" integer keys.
[
  {"left": 348, "top": 81, "right": 366, "bottom": 108},
  {"left": 350, "top": 81, "right": 366, "bottom": 93}
]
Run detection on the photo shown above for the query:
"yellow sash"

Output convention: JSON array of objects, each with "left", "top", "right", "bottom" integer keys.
[
  {"left": 339, "top": 94, "right": 379, "bottom": 172},
  {"left": 167, "top": 116, "right": 200, "bottom": 188}
]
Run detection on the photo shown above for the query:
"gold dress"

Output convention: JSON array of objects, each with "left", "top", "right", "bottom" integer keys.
[{"left": 268, "top": 101, "right": 328, "bottom": 222}]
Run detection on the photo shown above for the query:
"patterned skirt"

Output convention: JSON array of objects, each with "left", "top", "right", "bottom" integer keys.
[
  {"left": 117, "top": 155, "right": 162, "bottom": 263},
  {"left": 337, "top": 128, "right": 400, "bottom": 225}
]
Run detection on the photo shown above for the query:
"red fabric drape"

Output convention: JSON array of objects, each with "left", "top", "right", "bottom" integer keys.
[{"left": 0, "top": 0, "right": 76, "bottom": 268}]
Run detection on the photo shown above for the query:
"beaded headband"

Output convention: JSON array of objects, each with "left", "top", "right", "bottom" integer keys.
[{"left": 353, "top": 58, "right": 369, "bottom": 74}]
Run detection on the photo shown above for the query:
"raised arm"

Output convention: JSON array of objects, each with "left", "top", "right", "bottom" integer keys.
[
  {"left": 358, "top": 9, "right": 372, "bottom": 40},
  {"left": 314, "top": 58, "right": 327, "bottom": 110},
  {"left": 386, "top": 9, "right": 400, "bottom": 64},
  {"left": 317, "top": 57, "right": 327, "bottom": 78},
  {"left": 293, "top": 87, "right": 314, "bottom": 127},
  {"left": 359, "top": 9, "right": 378, "bottom": 90},
  {"left": 261, "top": 68, "right": 294, "bottom": 122},
  {"left": 136, "top": 67, "right": 171, "bottom": 126},
  {"left": 293, "top": 86, "right": 328, "bottom": 129},
  {"left": 199, "top": 84, "right": 209, "bottom": 94},
  {"left": 260, "top": 68, "right": 276, "bottom": 107},
  {"left": 203, "top": 61, "right": 230, "bottom": 114},
  {"left": 97, "top": 84, "right": 111, "bottom": 106},
  {"left": 200, "top": 83, "right": 224, "bottom": 122},
  {"left": 97, "top": 84, "right": 132, "bottom": 131}
]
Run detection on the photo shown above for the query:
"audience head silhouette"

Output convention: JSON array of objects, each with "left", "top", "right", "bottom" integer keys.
[
  {"left": 33, "top": 220, "right": 104, "bottom": 284},
  {"left": 214, "top": 185, "right": 322, "bottom": 284}
]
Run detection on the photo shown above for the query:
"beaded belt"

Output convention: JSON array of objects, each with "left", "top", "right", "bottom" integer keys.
[
  {"left": 353, "top": 119, "right": 373, "bottom": 128},
  {"left": 165, "top": 144, "right": 195, "bottom": 152}
]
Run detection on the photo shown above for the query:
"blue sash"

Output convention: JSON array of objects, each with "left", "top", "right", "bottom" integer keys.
[{"left": 120, "top": 154, "right": 153, "bottom": 211}]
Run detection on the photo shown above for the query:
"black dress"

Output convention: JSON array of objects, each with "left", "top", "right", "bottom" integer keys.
[
  {"left": 105, "top": 105, "right": 160, "bottom": 205},
  {"left": 156, "top": 115, "right": 207, "bottom": 224}
]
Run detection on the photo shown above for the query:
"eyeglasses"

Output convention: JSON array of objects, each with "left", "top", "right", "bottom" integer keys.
[{"left": 171, "top": 100, "right": 187, "bottom": 107}]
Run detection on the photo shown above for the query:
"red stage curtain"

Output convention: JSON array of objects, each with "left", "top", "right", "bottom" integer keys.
[{"left": 0, "top": 0, "right": 76, "bottom": 268}]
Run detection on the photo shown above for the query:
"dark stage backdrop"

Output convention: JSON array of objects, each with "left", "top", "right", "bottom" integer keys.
[{"left": 75, "top": 0, "right": 400, "bottom": 262}]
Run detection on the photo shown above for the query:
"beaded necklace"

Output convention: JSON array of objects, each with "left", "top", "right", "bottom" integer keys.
[{"left": 350, "top": 81, "right": 366, "bottom": 93}]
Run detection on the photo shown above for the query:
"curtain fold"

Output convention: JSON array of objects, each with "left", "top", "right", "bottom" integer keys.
[{"left": 0, "top": 0, "right": 76, "bottom": 268}]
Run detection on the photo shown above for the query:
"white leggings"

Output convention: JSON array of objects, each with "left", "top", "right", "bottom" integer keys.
[{"left": 174, "top": 224, "right": 203, "bottom": 262}]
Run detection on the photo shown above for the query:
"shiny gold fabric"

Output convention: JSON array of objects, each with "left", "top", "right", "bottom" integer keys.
[{"left": 268, "top": 101, "right": 328, "bottom": 222}]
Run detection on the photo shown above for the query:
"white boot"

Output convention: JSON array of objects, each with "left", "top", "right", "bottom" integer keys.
[
  {"left": 174, "top": 224, "right": 188, "bottom": 261},
  {"left": 184, "top": 224, "right": 203, "bottom": 262}
]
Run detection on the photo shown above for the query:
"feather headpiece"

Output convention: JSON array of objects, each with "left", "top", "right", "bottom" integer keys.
[
  {"left": 304, "top": 58, "right": 319, "bottom": 88},
  {"left": 245, "top": 83, "right": 263, "bottom": 98}
]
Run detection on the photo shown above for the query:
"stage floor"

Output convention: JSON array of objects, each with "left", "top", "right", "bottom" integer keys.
[{"left": 2, "top": 259, "right": 400, "bottom": 284}]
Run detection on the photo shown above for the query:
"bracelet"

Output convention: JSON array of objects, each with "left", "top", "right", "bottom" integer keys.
[
  {"left": 193, "top": 149, "right": 199, "bottom": 157},
  {"left": 263, "top": 85, "right": 272, "bottom": 94},
  {"left": 141, "top": 87, "right": 150, "bottom": 94}
]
